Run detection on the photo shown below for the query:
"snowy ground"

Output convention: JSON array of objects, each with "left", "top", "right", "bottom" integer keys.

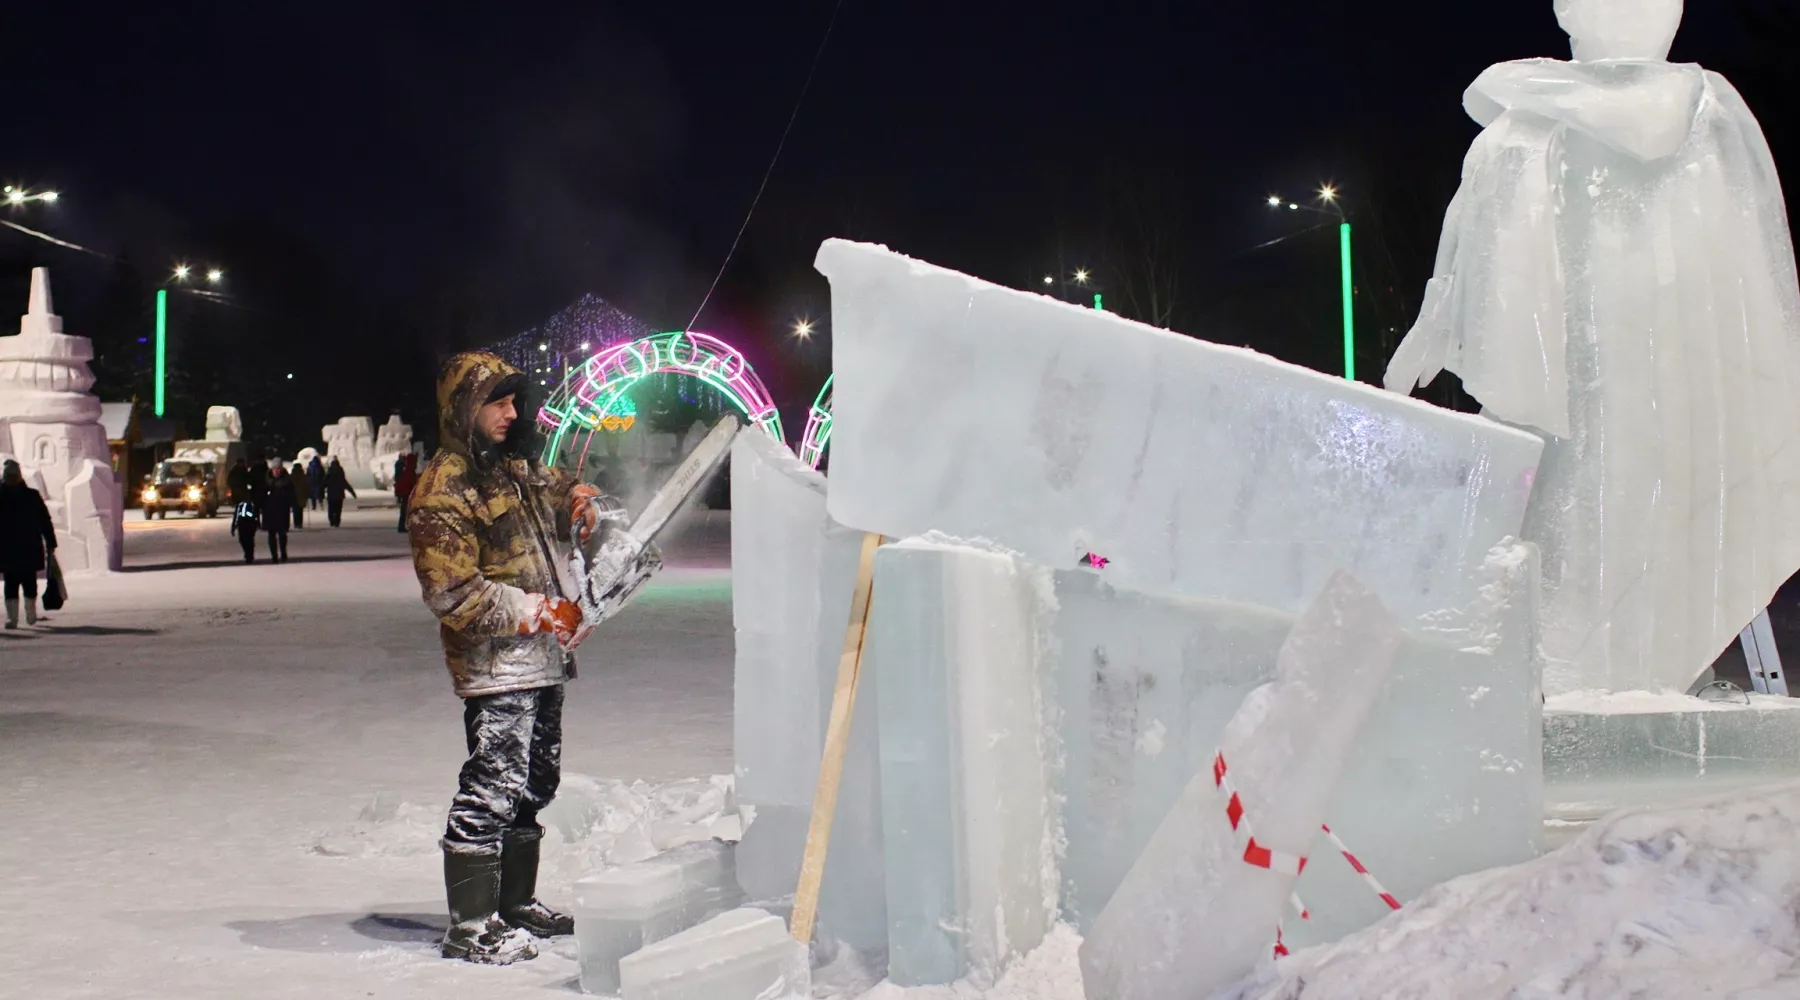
[{"left": 0, "top": 508, "right": 735, "bottom": 999}]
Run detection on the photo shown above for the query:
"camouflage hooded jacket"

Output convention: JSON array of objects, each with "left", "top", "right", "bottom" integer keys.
[{"left": 408, "top": 352, "right": 580, "bottom": 697}]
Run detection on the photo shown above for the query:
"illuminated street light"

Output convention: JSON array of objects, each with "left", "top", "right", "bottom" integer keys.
[
  {"left": 173, "top": 264, "right": 191, "bottom": 281},
  {"left": 1264, "top": 190, "right": 1356, "bottom": 381},
  {"left": 38, "top": 191, "right": 57, "bottom": 203},
  {"left": 793, "top": 319, "right": 814, "bottom": 339},
  {"left": 206, "top": 268, "right": 223, "bottom": 283},
  {"left": 538, "top": 343, "right": 548, "bottom": 352},
  {"left": 1267, "top": 195, "right": 1283, "bottom": 207},
  {"left": 6, "top": 190, "right": 26, "bottom": 205},
  {"left": 1042, "top": 275, "right": 1054, "bottom": 286},
  {"left": 1074, "top": 268, "right": 1090, "bottom": 285},
  {"left": 579, "top": 341, "right": 590, "bottom": 351},
  {"left": 1319, "top": 185, "right": 1339, "bottom": 202}
]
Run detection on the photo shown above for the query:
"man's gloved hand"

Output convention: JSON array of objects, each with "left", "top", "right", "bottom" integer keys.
[
  {"left": 518, "top": 593, "right": 589, "bottom": 650},
  {"left": 570, "top": 485, "right": 626, "bottom": 544}
]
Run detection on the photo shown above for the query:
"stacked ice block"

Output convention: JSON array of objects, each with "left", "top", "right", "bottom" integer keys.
[
  {"left": 726, "top": 430, "right": 886, "bottom": 954},
  {"left": 573, "top": 841, "right": 744, "bottom": 994},
  {"left": 868, "top": 539, "right": 1058, "bottom": 987}
]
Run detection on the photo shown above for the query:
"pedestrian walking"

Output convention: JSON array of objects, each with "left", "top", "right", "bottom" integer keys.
[
  {"left": 227, "top": 458, "right": 251, "bottom": 507},
  {"left": 0, "top": 459, "right": 56, "bottom": 629},
  {"left": 263, "top": 462, "right": 294, "bottom": 562},
  {"left": 230, "top": 494, "right": 261, "bottom": 563},
  {"left": 325, "top": 458, "right": 356, "bottom": 527},
  {"left": 307, "top": 455, "right": 325, "bottom": 511},
  {"left": 395, "top": 452, "right": 420, "bottom": 533},
  {"left": 289, "top": 463, "right": 307, "bottom": 530}
]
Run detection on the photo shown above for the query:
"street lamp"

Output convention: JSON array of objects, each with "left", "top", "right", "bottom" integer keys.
[
  {"left": 156, "top": 262, "right": 225, "bottom": 416},
  {"left": 1267, "top": 187, "right": 1356, "bottom": 381},
  {"left": 793, "top": 318, "right": 815, "bottom": 339},
  {"left": 1074, "top": 268, "right": 1090, "bottom": 285},
  {"left": 206, "top": 268, "right": 223, "bottom": 284},
  {"left": 172, "top": 264, "right": 191, "bottom": 281}
]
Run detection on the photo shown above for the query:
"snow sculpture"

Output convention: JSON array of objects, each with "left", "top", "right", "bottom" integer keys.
[
  {"left": 370, "top": 413, "right": 415, "bottom": 489},
  {"left": 0, "top": 268, "right": 122, "bottom": 572},
  {"left": 204, "top": 405, "right": 242, "bottom": 442},
  {"left": 322, "top": 416, "right": 374, "bottom": 469},
  {"left": 1385, "top": 0, "right": 1800, "bottom": 695}
]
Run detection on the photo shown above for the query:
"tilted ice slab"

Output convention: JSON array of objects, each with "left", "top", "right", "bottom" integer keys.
[
  {"left": 619, "top": 907, "right": 810, "bottom": 1000},
  {"left": 1080, "top": 572, "right": 1404, "bottom": 1000},
  {"left": 1057, "top": 540, "right": 1542, "bottom": 949},
  {"left": 814, "top": 239, "right": 1544, "bottom": 623}
]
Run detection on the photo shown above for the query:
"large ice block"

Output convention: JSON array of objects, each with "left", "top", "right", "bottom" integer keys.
[
  {"left": 814, "top": 239, "right": 1544, "bottom": 624},
  {"left": 730, "top": 431, "right": 832, "bottom": 809},
  {"left": 869, "top": 538, "right": 1057, "bottom": 987},
  {"left": 1057, "top": 543, "right": 1543, "bottom": 948},
  {"left": 1544, "top": 690, "right": 1800, "bottom": 844},
  {"left": 619, "top": 907, "right": 810, "bottom": 1000},
  {"left": 1384, "top": 0, "right": 1800, "bottom": 696},
  {"left": 1079, "top": 572, "right": 1403, "bottom": 1000}
]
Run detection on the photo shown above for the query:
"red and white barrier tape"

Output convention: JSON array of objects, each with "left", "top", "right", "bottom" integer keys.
[
  {"left": 1322, "top": 824, "right": 1402, "bottom": 911},
  {"left": 1212, "top": 750, "right": 1400, "bottom": 960}
]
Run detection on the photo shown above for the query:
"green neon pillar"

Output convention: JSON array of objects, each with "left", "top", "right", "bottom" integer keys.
[
  {"left": 154, "top": 288, "right": 168, "bottom": 417},
  {"left": 1094, "top": 293, "right": 1103, "bottom": 311},
  {"left": 1340, "top": 221, "right": 1355, "bottom": 381}
]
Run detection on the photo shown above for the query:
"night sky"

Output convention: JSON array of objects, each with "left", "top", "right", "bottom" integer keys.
[{"left": 2, "top": 1, "right": 1793, "bottom": 447}]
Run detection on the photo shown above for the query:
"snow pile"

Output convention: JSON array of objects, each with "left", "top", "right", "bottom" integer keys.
[
  {"left": 312, "top": 792, "right": 445, "bottom": 858},
  {"left": 543, "top": 774, "right": 740, "bottom": 883},
  {"left": 311, "top": 774, "right": 739, "bottom": 868},
  {"left": 857, "top": 925, "right": 1086, "bottom": 1000},
  {"left": 1224, "top": 780, "right": 1800, "bottom": 1000}
]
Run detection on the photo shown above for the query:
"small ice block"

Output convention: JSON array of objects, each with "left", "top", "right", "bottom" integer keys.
[
  {"left": 619, "top": 907, "right": 810, "bottom": 1000},
  {"left": 574, "top": 861, "right": 689, "bottom": 995}
]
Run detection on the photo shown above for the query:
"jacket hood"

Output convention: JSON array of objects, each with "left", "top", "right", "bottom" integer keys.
[{"left": 436, "top": 352, "right": 524, "bottom": 461}]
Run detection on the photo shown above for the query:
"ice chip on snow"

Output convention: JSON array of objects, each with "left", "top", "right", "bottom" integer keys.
[
  {"left": 1385, "top": 0, "right": 1800, "bottom": 696},
  {"left": 1079, "top": 571, "right": 1403, "bottom": 1000},
  {"left": 814, "top": 240, "right": 1542, "bottom": 625},
  {"left": 618, "top": 907, "right": 809, "bottom": 1000},
  {"left": 867, "top": 538, "right": 1057, "bottom": 986}
]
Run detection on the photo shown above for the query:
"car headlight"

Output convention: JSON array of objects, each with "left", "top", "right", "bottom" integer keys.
[
  {"left": 185, "top": 487, "right": 203, "bottom": 500},
  {"left": 141, "top": 489, "right": 158, "bottom": 502}
]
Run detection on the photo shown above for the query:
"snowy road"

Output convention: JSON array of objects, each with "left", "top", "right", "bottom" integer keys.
[{"left": 0, "top": 508, "right": 735, "bottom": 999}]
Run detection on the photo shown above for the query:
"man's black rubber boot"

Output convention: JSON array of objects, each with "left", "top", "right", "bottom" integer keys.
[
  {"left": 499, "top": 826, "right": 575, "bottom": 937},
  {"left": 442, "top": 848, "right": 538, "bottom": 964}
]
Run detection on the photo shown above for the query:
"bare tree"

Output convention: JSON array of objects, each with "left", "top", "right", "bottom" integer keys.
[{"left": 1099, "top": 160, "right": 1186, "bottom": 330}]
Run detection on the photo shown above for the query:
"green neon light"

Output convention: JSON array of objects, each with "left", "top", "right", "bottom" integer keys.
[
  {"left": 1340, "top": 221, "right": 1355, "bottom": 381},
  {"left": 1094, "top": 293, "right": 1103, "bottom": 311},
  {"left": 154, "top": 288, "right": 168, "bottom": 417}
]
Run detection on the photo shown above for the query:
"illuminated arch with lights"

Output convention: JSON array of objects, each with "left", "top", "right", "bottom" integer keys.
[
  {"left": 537, "top": 331, "right": 782, "bottom": 471},
  {"left": 798, "top": 375, "right": 833, "bottom": 469}
]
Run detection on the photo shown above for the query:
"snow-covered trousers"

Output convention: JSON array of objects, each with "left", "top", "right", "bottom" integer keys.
[{"left": 443, "top": 684, "right": 565, "bottom": 854}]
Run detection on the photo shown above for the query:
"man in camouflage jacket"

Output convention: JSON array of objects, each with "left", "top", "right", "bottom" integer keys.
[{"left": 408, "top": 351, "right": 619, "bottom": 965}]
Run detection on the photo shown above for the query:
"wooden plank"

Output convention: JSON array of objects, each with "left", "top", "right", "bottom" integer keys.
[{"left": 790, "top": 531, "right": 884, "bottom": 944}]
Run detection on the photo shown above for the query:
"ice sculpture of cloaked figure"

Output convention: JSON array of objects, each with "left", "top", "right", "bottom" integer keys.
[{"left": 1385, "top": 0, "right": 1800, "bottom": 696}]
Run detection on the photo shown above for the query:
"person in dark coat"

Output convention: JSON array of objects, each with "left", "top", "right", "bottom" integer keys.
[
  {"left": 227, "top": 458, "right": 251, "bottom": 507},
  {"left": 263, "top": 462, "right": 295, "bottom": 562},
  {"left": 325, "top": 457, "right": 357, "bottom": 527},
  {"left": 0, "top": 459, "right": 56, "bottom": 629},
  {"left": 394, "top": 452, "right": 420, "bottom": 533},
  {"left": 307, "top": 456, "right": 325, "bottom": 511},
  {"left": 289, "top": 461, "right": 307, "bottom": 530}
]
